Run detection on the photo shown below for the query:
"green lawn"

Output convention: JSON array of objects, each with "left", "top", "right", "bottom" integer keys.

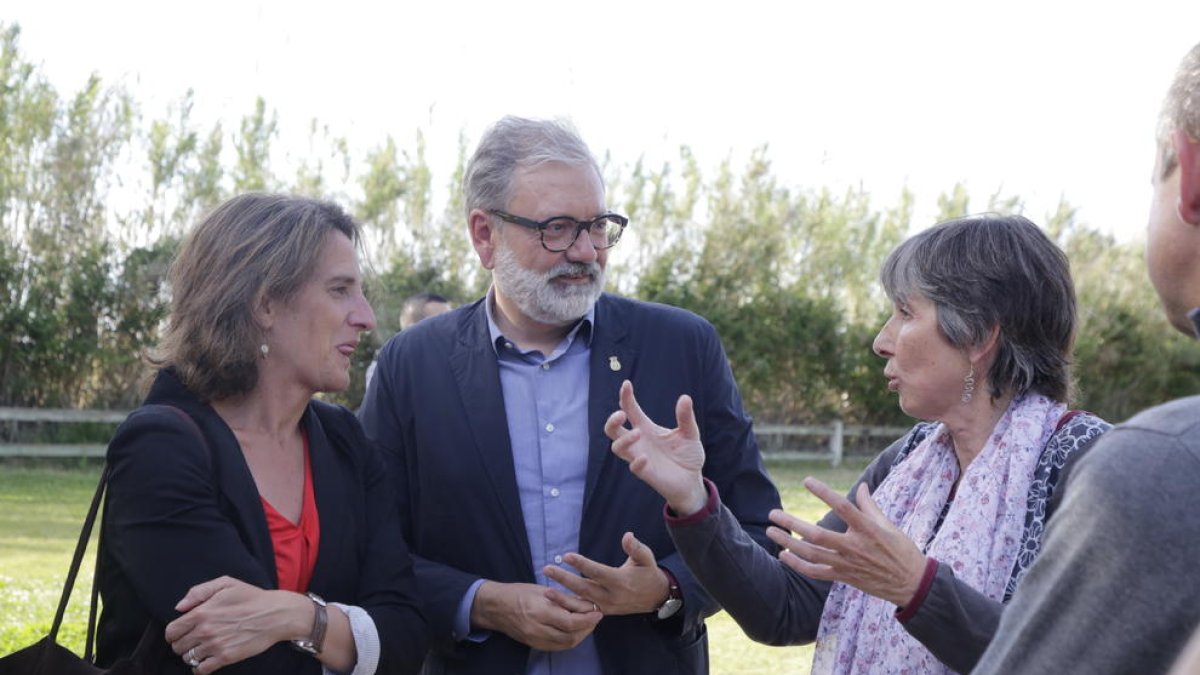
[{"left": 0, "top": 458, "right": 870, "bottom": 673}]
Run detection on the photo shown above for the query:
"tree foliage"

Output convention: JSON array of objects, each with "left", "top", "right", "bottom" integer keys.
[{"left": 1, "top": 21, "right": 1196, "bottom": 426}]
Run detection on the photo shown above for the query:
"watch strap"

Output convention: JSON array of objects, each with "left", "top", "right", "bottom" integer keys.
[
  {"left": 654, "top": 567, "right": 683, "bottom": 620},
  {"left": 292, "top": 592, "right": 328, "bottom": 655}
]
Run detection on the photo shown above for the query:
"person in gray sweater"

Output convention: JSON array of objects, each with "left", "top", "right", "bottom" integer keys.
[
  {"left": 604, "top": 214, "right": 1110, "bottom": 674},
  {"left": 973, "top": 41, "right": 1200, "bottom": 675}
]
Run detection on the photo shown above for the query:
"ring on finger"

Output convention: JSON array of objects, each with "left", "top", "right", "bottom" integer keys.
[{"left": 184, "top": 647, "right": 201, "bottom": 668}]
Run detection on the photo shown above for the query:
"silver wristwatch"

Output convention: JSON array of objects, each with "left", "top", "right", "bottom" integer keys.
[
  {"left": 655, "top": 577, "right": 683, "bottom": 620},
  {"left": 291, "top": 592, "right": 328, "bottom": 655}
]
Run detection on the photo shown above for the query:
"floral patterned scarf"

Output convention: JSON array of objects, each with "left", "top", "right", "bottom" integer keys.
[{"left": 811, "top": 393, "right": 1064, "bottom": 675}]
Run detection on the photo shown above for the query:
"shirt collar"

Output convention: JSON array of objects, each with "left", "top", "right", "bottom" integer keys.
[{"left": 484, "top": 287, "right": 595, "bottom": 355}]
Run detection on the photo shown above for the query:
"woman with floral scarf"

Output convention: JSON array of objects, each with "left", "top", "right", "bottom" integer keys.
[{"left": 605, "top": 214, "right": 1110, "bottom": 674}]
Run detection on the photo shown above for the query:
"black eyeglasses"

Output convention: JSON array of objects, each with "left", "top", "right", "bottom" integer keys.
[{"left": 489, "top": 209, "right": 629, "bottom": 252}]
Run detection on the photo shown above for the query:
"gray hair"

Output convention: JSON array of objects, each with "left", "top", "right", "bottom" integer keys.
[
  {"left": 463, "top": 116, "right": 603, "bottom": 217},
  {"left": 880, "top": 214, "right": 1076, "bottom": 402},
  {"left": 1157, "top": 42, "right": 1200, "bottom": 181}
]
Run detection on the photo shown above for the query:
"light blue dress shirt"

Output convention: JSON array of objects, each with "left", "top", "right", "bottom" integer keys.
[{"left": 451, "top": 296, "right": 601, "bottom": 675}]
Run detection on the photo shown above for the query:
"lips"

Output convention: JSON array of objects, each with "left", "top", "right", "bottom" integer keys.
[
  {"left": 550, "top": 261, "right": 599, "bottom": 285},
  {"left": 336, "top": 342, "right": 358, "bottom": 357},
  {"left": 883, "top": 369, "right": 898, "bottom": 391}
]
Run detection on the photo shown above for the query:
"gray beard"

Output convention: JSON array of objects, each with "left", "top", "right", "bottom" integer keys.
[{"left": 492, "top": 243, "right": 605, "bottom": 325}]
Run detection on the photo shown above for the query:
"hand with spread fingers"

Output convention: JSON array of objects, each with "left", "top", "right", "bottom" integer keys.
[
  {"left": 543, "top": 531, "right": 671, "bottom": 616},
  {"left": 767, "top": 478, "right": 926, "bottom": 607},
  {"left": 605, "top": 380, "right": 709, "bottom": 516},
  {"left": 470, "top": 581, "right": 602, "bottom": 652}
]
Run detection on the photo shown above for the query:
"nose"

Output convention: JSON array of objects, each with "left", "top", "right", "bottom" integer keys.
[
  {"left": 872, "top": 318, "right": 894, "bottom": 358},
  {"left": 564, "top": 225, "right": 599, "bottom": 263},
  {"left": 351, "top": 294, "right": 377, "bottom": 332}
]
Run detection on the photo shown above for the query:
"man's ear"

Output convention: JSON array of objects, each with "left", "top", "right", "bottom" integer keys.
[
  {"left": 1174, "top": 129, "right": 1200, "bottom": 225},
  {"left": 469, "top": 209, "right": 499, "bottom": 270}
]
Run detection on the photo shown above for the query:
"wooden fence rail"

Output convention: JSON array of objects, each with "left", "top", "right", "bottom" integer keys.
[
  {"left": 0, "top": 407, "right": 127, "bottom": 458},
  {"left": 0, "top": 408, "right": 911, "bottom": 465}
]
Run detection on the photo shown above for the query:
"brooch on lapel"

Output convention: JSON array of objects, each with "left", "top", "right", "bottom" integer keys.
[{"left": 608, "top": 356, "right": 622, "bottom": 372}]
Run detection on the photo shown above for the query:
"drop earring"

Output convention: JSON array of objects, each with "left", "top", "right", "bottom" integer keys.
[
  {"left": 961, "top": 365, "right": 975, "bottom": 403},
  {"left": 260, "top": 343, "right": 270, "bottom": 359}
]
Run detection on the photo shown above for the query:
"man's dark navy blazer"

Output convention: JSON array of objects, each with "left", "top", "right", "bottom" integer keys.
[{"left": 359, "top": 293, "right": 782, "bottom": 675}]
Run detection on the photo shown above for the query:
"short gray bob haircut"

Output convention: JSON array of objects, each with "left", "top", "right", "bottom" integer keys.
[
  {"left": 880, "top": 214, "right": 1075, "bottom": 402},
  {"left": 463, "top": 116, "right": 603, "bottom": 217}
]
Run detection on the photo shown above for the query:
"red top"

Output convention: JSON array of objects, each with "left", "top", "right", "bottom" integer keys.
[{"left": 261, "top": 433, "right": 320, "bottom": 593}]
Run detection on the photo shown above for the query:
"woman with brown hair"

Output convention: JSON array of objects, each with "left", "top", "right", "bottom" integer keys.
[{"left": 96, "top": 193, "right": 428, "bottom": 674}]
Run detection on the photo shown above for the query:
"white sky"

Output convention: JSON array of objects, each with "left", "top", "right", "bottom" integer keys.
[{"left": 6, "top": 1, "right": 1200, "bottom": 242}]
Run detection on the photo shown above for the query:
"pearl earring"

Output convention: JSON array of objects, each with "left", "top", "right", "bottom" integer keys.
[{"left": 260, "top": 343, "right": 269, "bottom": 359}]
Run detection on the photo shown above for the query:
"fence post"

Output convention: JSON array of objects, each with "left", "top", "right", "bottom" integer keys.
[{"left": 830, "top": 420, "right": 844, "bottom": 467}]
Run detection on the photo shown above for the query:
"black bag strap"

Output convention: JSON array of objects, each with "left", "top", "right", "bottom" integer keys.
[
  {"left": 48, "top": 463, "right": 110, "bottom": 644},
  {"left": 46, "top": 404, "right": 205, "bottom": 663}
]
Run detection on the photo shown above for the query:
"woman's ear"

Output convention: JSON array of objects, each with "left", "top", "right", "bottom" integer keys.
[
  {"left": 968, "top": 324, "right": 1002, "bottom": 366},
  {"left": 253, "top": 292, "right": 275, "bottom": 330}
]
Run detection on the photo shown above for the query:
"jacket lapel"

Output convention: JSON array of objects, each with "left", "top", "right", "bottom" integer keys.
[
  {"left": 193, "top": 406, "right": 279, "bottom": 588},
  {"left": 583, "top": 295, "right": 634, "bottom": 516},
  {"left": 302, "top": 406, "right": 351, "bottom": 592},
  {"left": 448, "top": 302, "right": 532, "bottom": 569}
]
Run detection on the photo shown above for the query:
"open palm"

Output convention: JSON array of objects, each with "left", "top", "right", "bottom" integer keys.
[{"left": 605, "top": 380, "right": 709, "bottom": 515}]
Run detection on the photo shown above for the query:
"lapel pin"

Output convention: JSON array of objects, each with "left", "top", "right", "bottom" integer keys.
[{"left": 609, "top": 356, "right": 621, "bottom": 372}]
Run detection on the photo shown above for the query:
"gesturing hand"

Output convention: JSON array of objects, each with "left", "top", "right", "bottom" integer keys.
[
  {"left": 543, "top": 532, "right": 671, "bottom": 616},
  {"left": 605, "top": 380, "right": 708, "bottom": 516},
  {"left": 766, "top": 478, "right": 927, "bottom": 607},
  {"left": 470, "top": 581, "right": 602, "bottom": 652}
]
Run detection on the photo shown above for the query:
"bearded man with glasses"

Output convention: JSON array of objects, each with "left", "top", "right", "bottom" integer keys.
[{"left": 359, "top": 116, "right": 781, "bottom": 675}]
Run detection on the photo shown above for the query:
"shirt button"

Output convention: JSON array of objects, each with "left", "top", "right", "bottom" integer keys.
[
  {"left": 553, "top": 554, "right": 564, "bottom": 564},
  {"left": 550, "top": 487, "right": 560, "bottom": 497},
  {"left": 545, "top": 423, "right": 555, "bottom": 432},
  {"left": 504, "top": 341, "right": 514, "bottom": 350},
  {"left": 541, "top": 363, "right": 551, "bottom": 370}
]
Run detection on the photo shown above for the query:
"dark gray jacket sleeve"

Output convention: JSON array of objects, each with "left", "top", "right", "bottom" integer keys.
[
  {"left": 667, "top": 491, "right": 831, "bottom": 645},
  {"left": 665, "top": 434, "right": 906, "bottom": 646},
  {"left": 902, "top": 564, "right": 1000, "bottom": 673}
]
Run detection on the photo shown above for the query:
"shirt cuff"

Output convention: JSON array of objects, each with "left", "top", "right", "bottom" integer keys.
[
  {"left": 662, "top": 478, "right": 720, "bottom": 526},
  {"left": 326, "top": 603, "right": 379, "bottom": 675},
  {"left": 895, "top": 557, "right": 939, "bottom": 624},
  {"left": 453, "top": 579, "right": 490, "bottom": 643}
]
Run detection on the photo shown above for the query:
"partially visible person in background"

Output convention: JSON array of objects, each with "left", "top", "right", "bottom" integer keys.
[
  {"left": 400, "top": 292, "right": 453, "bottom": 330},
  {"left": 364, "top": 292, "right": 452, "bottom": 390},
  {"left": 97, "top": 193, "right": 429, "bottom": 674},
  {"left": 606, "top": 214, "right": 1110, "bottom": 674},
  {"left": 975, "top": 40, "right": 1200, "bottom": 675}
]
